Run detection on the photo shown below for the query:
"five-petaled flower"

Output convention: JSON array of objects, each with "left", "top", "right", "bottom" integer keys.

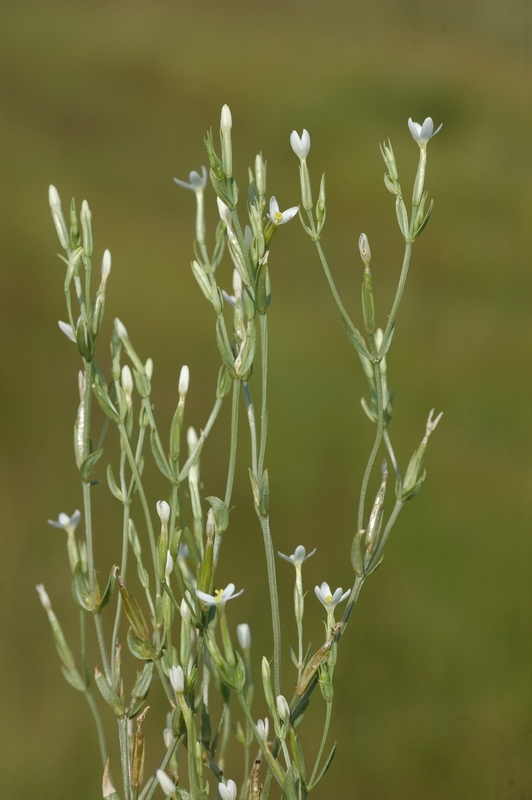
[
  {"left": 278, "top": 545, "right": 316, "bottom": 566},
  {"left": 48, "top": 510, "right": 81, "bottom": 534},
  {"left": 267, "top": 196, "right": 298, "bottom": 226},
  {"left": 174, "top": 166, "right": 208, "bottom": 192},
  {"left": 196, "top": 582, "right": 244, "bottom": 607},
  {"left": 314, "top": 582, "right": 349, "bottom": 611},
  {"left": 290, "top": 129, "right": 311, "bottom": 160},
  {"left": 407, "top": 117, "right": 442, "bottom": 147}
]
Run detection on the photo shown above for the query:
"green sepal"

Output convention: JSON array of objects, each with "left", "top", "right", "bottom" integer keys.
[
  {"left": 259, "top": 469, "right": 270, "bottom": 517},
  {"left": 395, "top": 196, "right": 410, "bottom": 239},
  {"left": 72, "top": 561, "right": 96, "bottom": 612},
  {"left": 237, "top": 319, "right": 256, "bottom": 378},
  {"left": 255, "top": 261, "right": 271, "bottom": 315},
  {"left": 127, "top": 627, "right": 154, "bottom": 661},
  {"left": 216, "top": 365, "right": 233, "bottom": 399},
  {"left": 309, "top": 742, "right": 337, "bottom": 789},
  {"left": 341, "top": 317, "right": 372, "bottom": 360},
  {"left": 288, "top": 728, "right": 307, "bottom": 782},
  {"left": 361, "top": 267, "right": 376, "bottom": 334},
  {"left": 64, "top": 246, "right": 83, "bottom": 290},
  {"left": 106, "top": 463, "right": 124, "bottom": 502},
  {"left": 399, "top": 469, "right": 426, "bottom": 502},
  {"left": 118, "top": 577, "right": 150, "bottom": 641},
  {"left": 80, "top": 448, "right": 104, "bottom": 483},
  {"left": 61, "top": 665, "right": 87, "bottom": 692},
  {"left": 97, "top": 565, "right": 117, "bottom": 612},
  {"left": 94, "top": 668, "right": 126, "bottom": 718},
  {"left": 76, "top": 319, "right": 93, "bottom": 361},
  {"left": 149, "top": 429, "right": 173, "bottom": 480},
  {"left": 351, "top": 530, "right": 365, "bottom": 576},
  {"left": 200, "top": 701, "right": 212, "bottom": 749},
  {"left": 216, "top": 317, "right": 236, "bottom": 376},
  {"left": 175, "top": 790, "right": 192, "bottom": 800},
  {"left": 92, "top": 380, "right": 121, "bottom": 423},
  {"left": 248, "top": 469, "right": 260, "bottom": 508},
  {"left": 69, "top": 200, "right": 80, "bottom": 249},
  {"left": 366, "top": 551, "right": 384, "bottom": 575},
  {"left": 129, "top": 662, "right": 153, "bottom": 716},
  {"left": 205, "top": 496, "right": 229, "bottom": 534},
  {"left": 413, "top": 198, "right": 434, "bottom": 239}
]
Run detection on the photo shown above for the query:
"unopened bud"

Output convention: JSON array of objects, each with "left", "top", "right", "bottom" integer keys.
[
  {"left": 358, "top": 233, "right": 371, "bottom": 267},
  {"left": 114, "top": 318, "right": 128, "bottom": 339},
  {"left": 156, "top": 501, "right": 171, "bottom": 524},
  {"left": 121, "top": 365, "right": 133, "bottom": 397},
  {"left": 178, "top": 365, "right": 189, "bottom": 397},
  {"left": 237, "top": 623, "right": 251, "bottom": 650},
  {"left": 156, "top": 769, "right": 177, "bottom": 798},
  {"left": 145, "top": 358, "right": 153, "bottom": 380},
  {"left": 276, "top": 694, "right": 290, "bottom": 722},
  {"left": 220, "top": 104, "right": 233, "bottom": 179},
  {"left": 169, "top": 665, "right": 185, "bottom": 694},
  {"left": 101, "top": 249, "right": 112, "bottom": 281},
  {"left": 187, "top": 427, "right": 198, "bottom": 454},
  {"left": 255, "top": 152, "right": 266, "bottom": 196}
]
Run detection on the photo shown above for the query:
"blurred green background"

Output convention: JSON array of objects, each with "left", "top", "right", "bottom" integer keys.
[{"left": 1, "top": 0, "right": 531, "bottom": 798}]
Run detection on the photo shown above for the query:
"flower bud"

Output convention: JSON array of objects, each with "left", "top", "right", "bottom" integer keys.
[
  {"left": 276, "top": 694, "right": 290, "bottom": 722},
  {"left": 358, "top": 233, "right": 371, "bottom": 267},
  {"left": 156, "top": 500, "right": 171, "bottom": 524},
  {"left": 156, "top": 769, "right": 177, "bottom": 798},
  {"left": 101, "top": 249, "right": 112, "bottom": 281},
  {"left": 220, "top": 104, "right": 233, "bottom": 179},
  {"left": 178, "top": 365, "right": 189, "bottom": 397},
  {"left": 237, "top": 623, "right": 251, "bottom": 650},
  {"left": 169, "top": 665, "right": 184, "bottom": 694}
]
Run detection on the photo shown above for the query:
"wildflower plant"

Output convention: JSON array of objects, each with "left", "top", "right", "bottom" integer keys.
[{"left": 39, "top": 107, "right": 442, "bottom": 800}]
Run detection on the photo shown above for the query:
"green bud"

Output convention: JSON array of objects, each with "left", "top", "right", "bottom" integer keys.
[
  {"left": 400, "top": 409, "right": 443, "bottom": 501},
  {"left": 80, "top": 199, "right": 93, "bottom": 260}
]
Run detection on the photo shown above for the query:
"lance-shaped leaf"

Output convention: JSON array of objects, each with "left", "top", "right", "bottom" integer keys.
[
  {"left": 118, "top": 576, "right": 150, "bottom": 641},
  {"left": 94, "top": 667, "right": 126, "bottom": 718},
  {"left": 341, "top": 317, "right": 372, "bottom": 360},
  {"left": 96, "top": 564, "right": 118, "bottom": 612},
  {"left": 205, "top": 496, "right": 229, "bottom": 534},
  {"left": 72, "top": 561, "right": 96, "bottom": 612},
  {"left": 80, "top": 448, "right": 104, "bottom": 483}
]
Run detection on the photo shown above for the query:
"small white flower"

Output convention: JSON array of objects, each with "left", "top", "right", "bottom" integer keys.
[
  {"left": 221, "top": 104, "right": 233, "bottom": 132},
  {"left": 144, "top": 357, "right": 153, "bottom": 380},
  {"left": 48, "top": 184, "right": 62, "bottom": 213},
  {"left": 314, "top": 582, "right": 350, "bottom": 611},
  {"left": 276, "top": 694, "right": 290, "bottom": 722},
  {"left": 237, "top": 623, "right": 251, "bottom": 650},
  {"left": 163, "top": 727, "right": 173, "bottom": 749},
  {"left": 407, "top": 117, "right": 442, "bottom": 146},
  {"left": 267, "top": 197, "right": 298, "bottom": 226},
  {"left": 187, "top": 426, "right": 199, "bottom": 452},
  {"left": 217, "top": 197, "right": 233, "bottom": 229},
  {"left": 114, "top": 318, "right": 128, "bottom": 339},
  {"left": 180, "top": 596, "right": 191, "bottom": 621},
  {"left": 196, "top": 582, "right": 244, "bottom": 607},
  {"left": 48, "top": 510, "right": 81, "bottom": 534},
  {"left": 58, "top": 320, "right": 76, "bottom": 342},
  {"left": 179, "top": 365, "right": 189, "bottom": 396},
  {"left": 256, "top": 717, "right": 269, "bottom": 741},
  {"left": 174, "top": 166, "right": 208, "bottom": 192},
  {"left": 290, "top": 129, "right": 311, "bottom": 160},
  {"left": 169, "top": 664, "right": 185, "bottom": 693},
  {"left": 156, "top": 500, "right": 171, "bottom": 524},
  {"left": 156, "top": 769, "right": 177, "bottom": 798},
  {"left": 219, "top": 779, "right": 237, "bottom": 800},
  {"left": 101, "top": 249, "right": 112, "bottom": 281},
  {"left": 278, "top": 545, "right": 316, "bottom": 566},
  {"left": 121, "top": 365, "right": 133, "bottom": 397}
]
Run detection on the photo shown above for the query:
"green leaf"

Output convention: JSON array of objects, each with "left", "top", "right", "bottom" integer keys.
[
  {"left": 97, "top": 565, "right": 117, "bottom": 612},
  {"left": 341, "top": 317, "right": 371, "bottom": 360},
  {"left": 127, "top": 627, "right": 154, "bottom": 661},
  {"left": 149, "top": 430, "right": 173, "bottom": 480},
  {"left": 395, "top": 196, "right": 410, "bottom": 239},
  {"left": 106, "top": 463, "right": 124, "bottom": 502},
  {"left": 205, "top": 496, "right": 229, "bottom": 533},
  {"left": 94, "top": 668, "right": 126, "bottom": 718},
  {"left": 237, "top": 319, "right": 256, "bottom": 377},
  {"left": 216, "top": 316, "right": 236, "bottom": 376},
  {"left": 72, "top": 561, "right": 96, "bottom": 612},
  {"left": 309, "top": 742, "right": 337, "bottom": 789},
  {"left": 61, "top": 665, "right": 87, "bottom": 692},
  {"left": 80, "top": 448, "right": 104, "bottom": 483}
]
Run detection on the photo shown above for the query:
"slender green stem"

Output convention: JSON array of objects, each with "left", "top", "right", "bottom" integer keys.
[
  {"left": 111, "top": 501, "right": 130, "bottom": 683},
  {"left": 236, "top": 692, "right": 285, "bottom": 788},
  {"left": 118, "top": 716, "right": 132, "bottom": 800},
  {"left": 258, "top": 314, "right": 268, "bottom": 477},
  {"left": 94, "top": 612, "right": 112, "bottom": 682},
  {"left": 178, "top": 396, "right": 224, "bottom": 482},
  {"left": 296, "top": 617, "right": 304, "bottom": 683},
  {"left": 383, "top": 429, "right": 399, "bottom": 478},
  {"left": 379, "top": 241, "right": 413, "bottom": 358},
  {"left": 258, "top": 515, "right": 282, "bottom": 698},
  {"left": 224, "top": 380, "right": 240, "bottom": 508},
  {"left": 357, "top": 356, "right": 384, "bottom": 532},
  {"left": 84, "top": 690, "right": 108, "bottom": 767},
  {"left": 242, "top": 383, "right": 258, "bottom": 477},
  {"left": 368, "top": 499, "right": 404, "bottom": 571},
  {"left": 309, "top": 700, "right": 333, "bottom": 788}
]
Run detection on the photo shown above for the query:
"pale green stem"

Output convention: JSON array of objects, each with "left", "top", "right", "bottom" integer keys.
[
  {"left": 242, "top": 382, "right": 258, "bottom": 477},
  {"left": 84, "top": 690, "right": 108, "bottom": 767},
  {"left": 357, "top": 356, "right": 384, "bottom": 532},
  {"left": 379, "top": 241, "right": 413, "bottom": 359},
  {"left": 258, "top": 314, "right": 268, "bottom": 477},
  {"left": 383, "top": 429, "right": 399, "bottom": 478},
  {"left": 178, "top": 396, "right": 224, "bottom": 482},
  {"left": 224, "top": 379, "right": 240, "bottom": 508},
  {"left": 259, "top": 515, "right": 282, "bottom": 698},
  {"left": 308, "top": 700, "right": 333, "bottom": 789},
  {"left": 367, "top": 499, "right": 404, "bottom": 572},
  {"left": 118, "top": 716, "right": 132, "bottom": 800}
]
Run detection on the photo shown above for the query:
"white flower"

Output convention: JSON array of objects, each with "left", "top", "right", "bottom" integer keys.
[
  {"left": 407, "top": 117, "right": 442, "bottom": 146},
  {"left": 278, "top": 545, "right": 316, "bottom": 566},
  {"left": 187, "top": 426, "right": 199, "bottom": 452},
  {"left": 219, "top": 779, "right": 237, "bottom": 800},
  {"left": 156, "top": 501, "right": 171, "bottom": 524},
  {"left": 179, "top": 365, "right": 189, "bottom": 396},
  {"left": 267, "top": 197, "right": 298, "bottom": 226},
  {"left": 276, "top": 694, "right": 290, "bottom": 721},
  {"left": 237, "top": 623, "right": 251, "bottom": 650},
  {"left": 48, "top": 184, "right": 62, "bottom": 213},
  {"left": 221, "top": 104, "right": 233, "bottom": 132},
  {"left": 256, "top": 717, "right": 269, "bottom": 741},
  {"left": 48, "top": 510, "right": 81, "bottom": 534},
  {"left": 290, "top": 129, "right": 311, "bottom": 160},
  {"left": 58, "top": 320, "right": 76, "bottom": 342},
  {"left": 196, "top": 582, "right": 244, "bottom": 607},
  {"left": 314, "top": 582, "right": 350, "bottom": 611},
  {"left": 169, "top": 665, "right": 185, "bottom": 693},
  {"left": 114, "top": 318, "right": 128, "bottom": 339},
  {"left": 217, "top": 197, "right": 233, "bottom": 229},
  {"left": 156, "top": 769, "right": 177, "bottom": 798},
  {"left": 174, "top": 166, "right": 208, "bottom": 192},
  {"left": 121, "top": 365, "right": 133, "bottom": 397},
  {"left": 101, "top": 249, "right": 112, "bottom": 281}
]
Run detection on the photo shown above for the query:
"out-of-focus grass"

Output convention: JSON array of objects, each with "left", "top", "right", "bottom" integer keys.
[{"left": 0, "top": 1, "right": 531, "bottom": 798}]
